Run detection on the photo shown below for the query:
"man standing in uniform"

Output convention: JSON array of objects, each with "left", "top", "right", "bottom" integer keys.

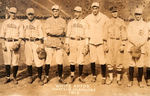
[
  {"left": 127, "top": 8, "right": 148, "bottom": 88},
  {"left": 84, "top": 2, "right": 109, "bottom": 84},
  {"left": 65, "top": 6, "right": 88, "bottom": 83},
  {"left": 22, "top": 8, "right": 45, "bottom": 85},
  {"left": 104, "top": 6, "right": 126, "bottom": 85},
  {"left": 44, "top": 5, "right": 66, "bottom": 84},
  {"left": 0, "top": 7, "right": 22, "bottom": 84},
  {"left": 145, "top": 18, "right": 150, "bottom": 86}
]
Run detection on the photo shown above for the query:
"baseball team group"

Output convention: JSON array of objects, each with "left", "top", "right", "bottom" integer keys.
[{"left": 0, "top": 2, "right": 150, "bottom": 88}]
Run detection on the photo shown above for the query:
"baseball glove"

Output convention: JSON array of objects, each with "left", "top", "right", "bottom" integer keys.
[
  {"left": 11, "top": 43, "right": 20, "bottom": 52},
  {"left": 36, "top": 47, "right": 47, "bottom": 60},
  {"left": 130, "top": 46, "right": 141, "bottom": 59},
  {"left": 82, "top": 45, "right": 89, "bottom": 56}
]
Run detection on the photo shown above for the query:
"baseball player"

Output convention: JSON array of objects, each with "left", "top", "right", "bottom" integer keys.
[
  {"left": 22, "top": 8, "right": 45, "bottom": 85},
  {"left": 104, "top": 6, "right": 126, "bottom": 85},
  {"left": 44, "top": 5, "right": 66, "bottom": 84},
  {"left": 0, "top": 7, "right": 22, "bottom": 84},
  {"left": 84, "top": 2, "right": 109, "bottom": 84},
  {"left": 127, "top": 8, "right": 148, "bottom": 88},
  {"left": 65, "top": 6, "right": 88, "bottom": 83},
  {"left": 145, "top": 20, "right": 150, "bottom": 86}
]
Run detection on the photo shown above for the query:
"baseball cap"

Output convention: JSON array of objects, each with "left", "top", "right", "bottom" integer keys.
[
  {"left": 26, "top": 8, "right": 34, "bottom": 14},
  {"left": 135, "top": 8, "right": 143, "bottom": 15},
  {"left": 91, "top": 2, "right": 99, "bottom": 8},
  {"left": 9, "top": 7, "right": 17, "bottom": 13},
  {"left": 74, "top": 6, "right": 82, "bottom": 12},
  {"left": 51, "top": 5, "right": 59, "bottom": 10},
  {"left": 109, "top": 6, "right": 118, "bottom": 13}
]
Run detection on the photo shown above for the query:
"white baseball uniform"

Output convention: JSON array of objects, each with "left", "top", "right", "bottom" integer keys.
[
  {"left": 44, "top": 16, "right": 66, "bottom": 65},
  {"left": 22, "top": 19, "right": 44, "bottom": 67},
  {"left": 104, "top": 17, "right": 126, "bottom": 69},
  {"left": 0, "top": 18, "right": 23, "bottom": 66},
  {"left": 127, "top": 19, "right": 148, "bottom": 67},
  {"left": 84, "top": 12, "right": 109, "bottom": 64},
  {"left": 66, "top": 18, "right": 88, "bottom": 65}
]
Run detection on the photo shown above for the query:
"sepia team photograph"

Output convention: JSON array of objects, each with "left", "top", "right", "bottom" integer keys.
[{"left": 0, "top": 0, "right": 150, "bottom": 96}]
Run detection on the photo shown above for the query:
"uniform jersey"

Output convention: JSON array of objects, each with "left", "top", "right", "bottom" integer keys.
[
  {"left": 44, "top": 17, "right": 66, "bottom": 48},
  {"left": 45, "top": 17, "right": 66, "bottom": 36},
  {"left": 66, "top": 18, "right": 88, "bottom": 38},
  {"left": 84, "top": 12, "right": 109, "bottom": 45},
  {"left": 0, "top": 18, "right": 23, "bottom": 39},
  {"left": 127, "top": 19, "right": 148, "bottom": 46},
  {"left": 104, "top": 17, "right": 126, "bottom": 40},
  {"left": 22, "top": 19, "right": 44, "bottom": 39}
]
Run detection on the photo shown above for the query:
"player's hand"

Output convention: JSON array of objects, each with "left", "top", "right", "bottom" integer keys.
[
  {"left": 104, "top": 44, "right": 109, "bottom": 53},
  {"left": 2, "top": 43, "right": 7, "bottom": 51},
  {"left": 119, "top": 45, "right": 125, "bottom": 53},
  {"left": 64, "top": 43, "right": 70, "bottom": 55}
]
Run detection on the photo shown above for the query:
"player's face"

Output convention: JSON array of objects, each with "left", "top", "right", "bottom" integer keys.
[
  {"left": 112, "top": 11, "right": 118, "bottom": 18},
  {"left": 9, "top": 12, "right": 16, "bottom": 19},
  {"left": 92, "top": 7, "right": 99, "bottom": 16},
  {"left": 52, "top": 9, "right": 60, "bottom": 18},
  {"left": 135, "top": 13, "right": 142, "bottom": 21},
  {"left": 27, "top": 13, "right": 34, "bottom": 21},
  {"left": 74, "top": 11, "right": 82, "bottom": 19}
]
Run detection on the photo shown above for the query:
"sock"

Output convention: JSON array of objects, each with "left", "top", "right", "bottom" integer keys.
[
  {"left": 37, "top": 67, "right": 43, "bottom": 79},
  {"left": 45, "top": 64, "right": 50, "bottom": 76},
  {"left": 27, "top": 65, "right": 32, "bottom": 76},
  {"left": 13, "top": 66, "right": 18, "bottom": 79},
  {"left": 70, "top": 65, "right": 75, "bottom": 76},
  {"left": 79, "top": 65, "right": 83, "bottom": 76},
  {"left": 5, "top": 65, "right": 10, "bottom": 77},
  {"left": 129, "top": 67, "right": 134, "bottom": 81},
  {"left": 91, "top": 62, "right": 96, "bottom": 76},
  {"left": 101, "top": 64, "right": 106, "bottom": 78},
  {"left": 58, "top": 64, "right": 63, "bottom": 78},
  {"left": 146, "top": 67, "right": 150, "bottom": 79},
  {"left": 138, "top": 67, "right": 143, "bottom": 82},
  {"left": 116, "top": 70, "right": 122, "bottom": 81}
]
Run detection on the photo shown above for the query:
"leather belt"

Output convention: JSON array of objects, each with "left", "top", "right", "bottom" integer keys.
[
  {"left": 70, "top": 37, "right": 85, "bottom": 40},
  {"left": 5, "top": 38, "right": 18, "bottom": 42},
  {"left": 25, "top": 38, "right": 41, "bottom": 42},
  {"left": 110, "top": 37, "right": 120, "bottom": 40},
  {"left": 47, "top": 33, "right": 65, "bottom": 37}
]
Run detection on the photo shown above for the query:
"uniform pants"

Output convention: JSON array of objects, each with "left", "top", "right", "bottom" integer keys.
[
  {"left": 45, "top": 47, "right": 63, "bottom": 65},
  {"left": 89, "top": 44, "right": 106, "bottom": 64},
  {"left": 127, "top": 42, "right": 145, "bottom": 67},
  {"left": 106, "top": 39, "right": 123, "bottom": 69},
  {"left": 69, "top": 39, "right": 85, "bottom": 65},
  {"left": 146, "top": 40, "right": 150, "bottom": 67},
  {"left": 3, "top": 41, "right": 19, "bottom": 66},
  {"left": 24, "top": 41, "right": 44, "bottom": 67}
]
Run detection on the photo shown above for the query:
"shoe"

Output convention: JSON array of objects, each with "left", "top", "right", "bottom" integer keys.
[
  {"left": 59, "top": 78, "right": 67, "bottom": 84},
  {"left": 117, "top": 80, "right": 122, "bottom": 86},
  {"left": 91, "top": 76, "right": 96, "bottom": 82},
  {"left": 138, "top": 82, "right": 144, "bottom": 88},
  {"left": 4, "top": 77, "right": 11, "bottom": 84},
  {"left": 147, "top": 79, "right": 150, "bottom": 86},
  {"left": 69, "top": 76, "right": 75, "bottom": 83},
  {"left": 127, "top": 81, "right": 133, "bottom": 87},
  {"left": 13, "top": 78, "right": 18, "bottom": 85},
  {"left": 37, "top": 78, "right": 44, "bottom": 86},
  {"left": 79, "top": 77, "right": 85, "bottom": 83},
  {"left": 106, "top": 78, "right": 113, "bottom": 85},
  {"left": 43, "top": 76, "right": 49, "bottom": 84},
  {"left": 101, "top": 78, "right": 106, "bottom": 85},
  {"left": 28, "top": 76, "right": 34, "bottom": 84}
]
